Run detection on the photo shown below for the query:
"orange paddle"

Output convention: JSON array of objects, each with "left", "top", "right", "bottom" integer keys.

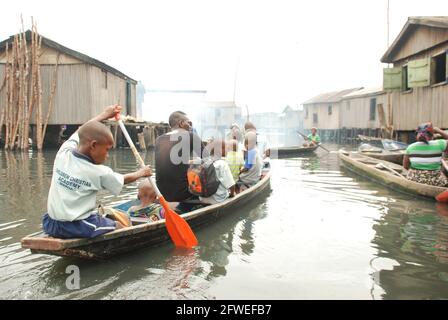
[
  {"left": 436, "top": 190, "right": 448, "bottom": 203},
  {"left": 115, "top": 114, "right": 198, "bottom": 248}
]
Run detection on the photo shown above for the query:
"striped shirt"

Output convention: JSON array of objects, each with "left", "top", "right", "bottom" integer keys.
[{"left": 406, "top": 139, "right": 447, "bottom": 170}]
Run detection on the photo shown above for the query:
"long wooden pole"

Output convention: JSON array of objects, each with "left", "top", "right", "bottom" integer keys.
[
  {"left": 4, "top": 42, "right": 10, "bottom": 149},
  {"left": 15, "top": 33, "right": 24, "bottom": 150},
  {"left": 25, "top": 20, "right": 37, "bottom": 150},
  {"left": 21, "top": 17, "right": 30, "bottom": 150},
  {"left": 0, "top": 46, "right": 7, "bottom": 142},
  {"left": 42, "top": 53, "right": 60, "bottom": 142},
  {"left": 35, "top": 29, "right": 43, "bottom": 150}
]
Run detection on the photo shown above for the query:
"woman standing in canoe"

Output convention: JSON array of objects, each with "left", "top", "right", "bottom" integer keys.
[{"left": 403, "top": 122, "right": 448, "bottom": 187}]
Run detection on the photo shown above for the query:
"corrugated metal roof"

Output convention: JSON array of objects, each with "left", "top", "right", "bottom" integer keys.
[
  {"left": 342, "top": 86, "right": 384, "bottom": 99},
  {"left": 0, "top": 30, "right": 136, "bottom": 83},
  {"left": 381, "top": 16, "right": 448, "bottom": 63},
  {"left": 302, "top": 87, "right": 363, "bottom": 104}
]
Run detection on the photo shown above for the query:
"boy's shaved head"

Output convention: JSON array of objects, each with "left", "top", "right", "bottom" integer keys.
[
  {"left": 244, "top": 121, "right": 256, "bottom": 131},
  {"left": 138, "top": 180, "right": 153, "bottom": 191},
  {"left": 168, "top": 111, "right": 188, "bottom": 128},
  {"left": 137, "top": 180, "right": 156, "bottom": 203},
  {"left": 78, "top": 120, "right": 114, "bottom": 145},
  {"left": 245, "top": 131, "right": 257, "bottom": 149}
]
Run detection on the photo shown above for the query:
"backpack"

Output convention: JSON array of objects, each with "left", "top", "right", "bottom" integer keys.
[{"left": 187, "top": 158, "right": 220, "bottom": 197}]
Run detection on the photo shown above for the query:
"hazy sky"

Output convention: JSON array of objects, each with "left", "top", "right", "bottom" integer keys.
[{"left": 2, "top": 0, "right": 447, "bottom": 114}]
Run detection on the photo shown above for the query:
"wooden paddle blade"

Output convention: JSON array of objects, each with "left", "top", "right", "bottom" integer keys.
[
  {"left": 436, "top": 190, "right": 448, "bottom": 203},
  {"left": 160, "top": 197, "right": 198, "bottom": 248}
]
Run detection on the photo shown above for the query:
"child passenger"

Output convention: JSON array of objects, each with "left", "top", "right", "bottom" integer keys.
[
  {"left": 42, "top": 105, "right": 152, "bottom": 239},
  {"left": 238, "top": 131, "right": 262, "bottom": 190},
  {"left": 199, "top": 140, "right": 236, "bottom": 204},
  {"left": 225, "top": 139, "right": 245, "bottom": 182},
  {"left": 127, "top": 181, "right": 165, "bottom": 222}
]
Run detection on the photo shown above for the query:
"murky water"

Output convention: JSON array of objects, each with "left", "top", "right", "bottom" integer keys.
[{"left": 1, "top": 145, "right": 448, "bottom": 299}]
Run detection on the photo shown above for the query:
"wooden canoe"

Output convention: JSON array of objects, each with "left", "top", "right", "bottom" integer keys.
[
  {"left": 21, "top": 172, "right": 272, "bottom": 260},
  {"left": 268, "top": 144, "right": 319, "bottom": 158},
  {"left": 359, "top": 149, "right": 405, "bottom": 165},
  {"left": 338, "top": 150, "right": 446, "bottom": 200}
]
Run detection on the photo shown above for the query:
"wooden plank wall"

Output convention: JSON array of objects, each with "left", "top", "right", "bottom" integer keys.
[
  {"left": 390, "top": 42, "right": 448, "bottom": 131},
  {"left": 339, "top": 94, "right": 388, "bottom": 129},
  {"left": 130, "top": 84, "right": 136, "bottom": 117},
  {"left": 0, "top": 63, "right": 137, "bottom": 125},
  {"left": 390, "top": 84, "right": 448, "bottom": 130},
  {"left": 89, "top": 66, "right": 129, "bottom": 116},
  {"left": 0, "top": 63, "right": 91, "bottom": 125},
  {"left": 38, "top": 64, "right": 93, "bottom": 125},
  {"left": 303, "top": 102, "right": 341, "bottom": 130},
  {"left": 392, "top": 26, "right": 448, "bottom": 62}
]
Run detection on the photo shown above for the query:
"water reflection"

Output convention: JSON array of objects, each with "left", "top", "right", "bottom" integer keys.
[
  {"left": 198, "top": 192, "right": 270, "bottom": 280},
  {"left": 0, "top": 151, "right": 54, "bottom": 242},
  {"left": 301, "top": 156, "right": 320, "bottom": 171},
  {"left": 372, "top": 201, "right": 448, "bottom": 299}
]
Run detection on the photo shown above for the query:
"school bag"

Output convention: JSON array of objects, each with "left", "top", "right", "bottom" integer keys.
[{"left": 187, "top": 158, "right": 220, "bottom": 197}]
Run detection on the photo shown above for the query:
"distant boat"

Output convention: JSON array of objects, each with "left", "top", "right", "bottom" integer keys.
[{"left": 267, "top": 144, "right": 319, "bottom": 158}]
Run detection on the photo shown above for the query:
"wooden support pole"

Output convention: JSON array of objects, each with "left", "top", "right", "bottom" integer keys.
[{"left": 42, "top": 53, "right": 60, "bottom": 143}]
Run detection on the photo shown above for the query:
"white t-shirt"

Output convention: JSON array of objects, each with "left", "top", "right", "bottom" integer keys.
[
  {"left": 47, "top": 132, "right": 124, "bottom": 221},
  {"left": 200, "top": 159, "right": 235, "bottom": 204}
]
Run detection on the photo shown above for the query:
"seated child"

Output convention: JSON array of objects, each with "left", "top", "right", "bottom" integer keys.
[
  {"left": 42, "top": 105, "right": 153, "bottom": 239},
  {"left": 128, "top": 180, "right": 165, "bottom": 222},
  {"left": 238, "top": 131, "right": 262, "bottom": 190},
  {"left": 225, "top": 139, "right": 245, "bottom": 182},
  {"left": 199, "top": 139, "right": 236, "bottom": 204}
]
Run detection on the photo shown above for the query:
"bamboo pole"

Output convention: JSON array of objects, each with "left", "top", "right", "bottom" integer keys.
[
  {"left": 25, "top": 19, "right": 37, "bottom": 150},
  {"left": 35, "top": 30, "right": 43, "bottom": 150},
  {"left": 6, "top": 39, "right": 17, "bottom": 149},
  {"left": 2, "top": 18, "right": 52, "bottom": 151},
  {"left": 0, "top": 50, "right": 7, "bottom": 142},
  {"left": 10, "top": 35, "right": 20, "bottom": 150},
  {"left": 4, "top": 42, "right": 10, "bottom": 149},
  {"left": 42, "top": 53, "right": 59, "bottom": 142},
  {"left": 21, "top": 17, "right": 30, "bottom": 150},
  {"left": 15, "top": 33, "right": 25, "bottom": 150}
]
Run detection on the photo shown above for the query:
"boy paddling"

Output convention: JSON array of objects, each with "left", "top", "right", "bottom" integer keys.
[{"left": 43, "top": 105, "right": 152, "bottom": 239}]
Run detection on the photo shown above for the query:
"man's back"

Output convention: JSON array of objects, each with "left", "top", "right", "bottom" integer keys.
[{"left": 155, "top": 129, "right": 207, "bottom": 202}]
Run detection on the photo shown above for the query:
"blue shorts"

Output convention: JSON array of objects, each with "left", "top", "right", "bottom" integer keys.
[{"left": 42, "top": 213, "right": 116, "bottom": 239}]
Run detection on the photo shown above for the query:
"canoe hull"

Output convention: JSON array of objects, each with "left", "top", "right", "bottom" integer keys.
[
  {"left": 21, "top": 172, "right": 271, "bottom": 260},
  {"left": 339, "top": 150, "right": 445, "bottom": 200},
  {"left": 360, "top": 151, "right": 404, "bottom": 165},
  {"left": 269, "top": 145, "right": 318, "bottom": 158}
]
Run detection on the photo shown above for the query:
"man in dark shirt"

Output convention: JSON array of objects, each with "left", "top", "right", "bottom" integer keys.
[{"left": 155, "top": 111, "right": 208, "bottom": 207}]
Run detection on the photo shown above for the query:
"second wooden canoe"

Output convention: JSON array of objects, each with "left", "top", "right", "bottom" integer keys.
[{"left": 338, "top": 150, "right": 446, "bottom": 200}]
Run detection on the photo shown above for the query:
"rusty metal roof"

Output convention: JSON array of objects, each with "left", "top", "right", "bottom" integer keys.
[
  {"left": 302, "top": 87, "right": 363, "bottom": 104},
  {"left": 0, "top": 30, "right": 136, "bottom": 83}
]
